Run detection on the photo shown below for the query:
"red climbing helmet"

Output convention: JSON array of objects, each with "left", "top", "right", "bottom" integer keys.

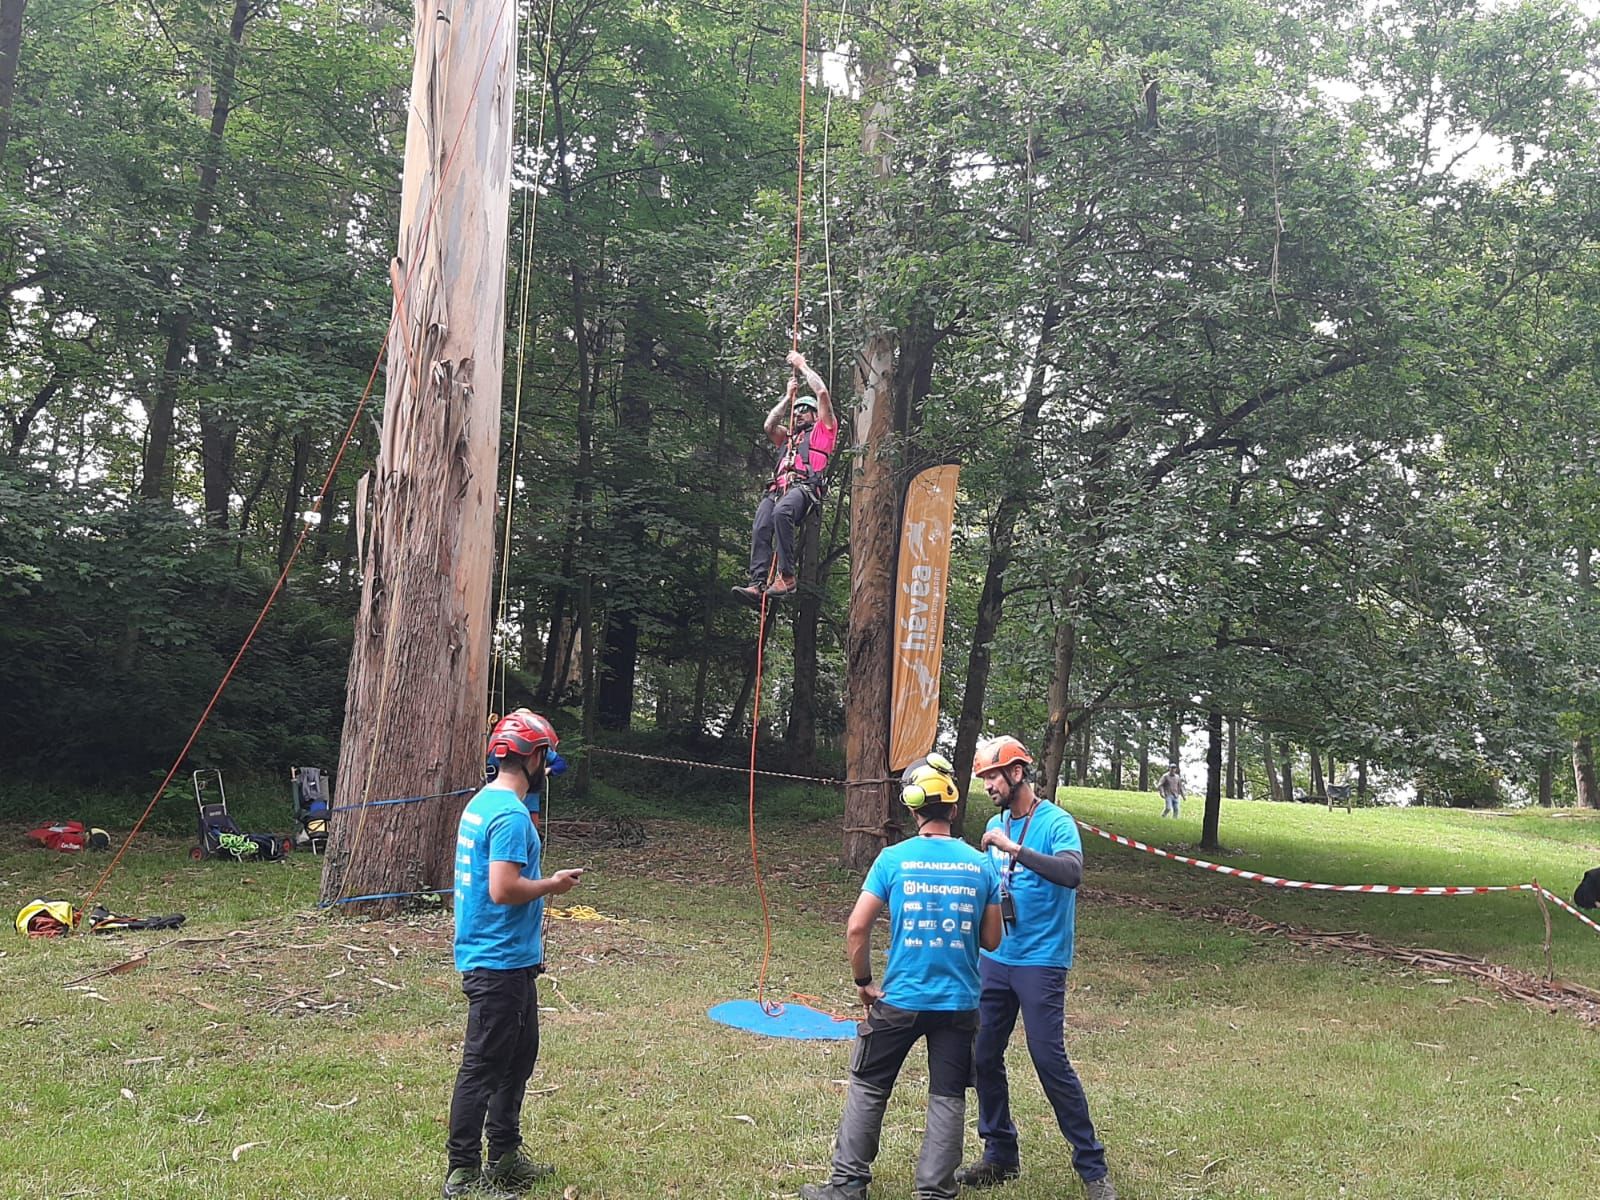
[
  {"left": 487, "top": 709, "right": 559, "bottom": 759},
  {"left": 973, "top": 735, "right": 1032, "bottom": 777}
]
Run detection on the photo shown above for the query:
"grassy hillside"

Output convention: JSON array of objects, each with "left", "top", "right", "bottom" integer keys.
[{"left": 2, "top": 788, "right": 1597, "bottom": 1199}]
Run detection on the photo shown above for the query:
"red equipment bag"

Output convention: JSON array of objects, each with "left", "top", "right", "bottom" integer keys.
[{"left": 26, "top": 821, "right": 86, "bottom": 853}]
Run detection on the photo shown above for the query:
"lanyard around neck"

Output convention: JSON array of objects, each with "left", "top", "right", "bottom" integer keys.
[{"left": 1002, "top": 803, "right": 1039, "bottom": 882}]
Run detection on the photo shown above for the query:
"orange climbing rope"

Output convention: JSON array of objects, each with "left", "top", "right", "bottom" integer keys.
[
  {"left": 745, "top": 0, "right": 813, "bottom": 1015},
  {"left": 790, "top": 0, "right": 810, "bottom": 352}
]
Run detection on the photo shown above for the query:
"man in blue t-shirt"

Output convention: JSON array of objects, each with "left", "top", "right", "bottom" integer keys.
[
  {"left": 956, "top": 736, "right": 1118, "bottom": 1200},
  {"left": 799, "top": 754, "right": 1003, "bottom": 1200},
  {"left": 444, "top": 710, "right": 585, "bottom": 1200}
]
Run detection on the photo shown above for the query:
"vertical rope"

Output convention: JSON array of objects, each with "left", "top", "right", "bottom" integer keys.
[
  {"left": 745, "top": 0, "right": 815, "bottom": 1014},
  {"left": 494, "top": 0, "right": 561, "bottom": 719},
  {"left": 747, "top": 593, "right": 778, "bottom": 1012},
  {"left": 790, "top": 0, "right": 810, "bottom": 352}
]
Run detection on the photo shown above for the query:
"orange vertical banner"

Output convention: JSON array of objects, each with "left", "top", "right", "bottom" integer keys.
[{"left": 889, "top": 464, "right": 960, "bottom": 772}]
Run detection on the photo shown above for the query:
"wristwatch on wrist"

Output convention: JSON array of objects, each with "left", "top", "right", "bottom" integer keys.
[{"left": 854, "top": 974, "right": 873, "bottom": 987}]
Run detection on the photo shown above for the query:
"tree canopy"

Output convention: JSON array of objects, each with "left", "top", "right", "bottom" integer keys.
[{"left": 3, "top": 0, "right": 1599, "bottom": 847}]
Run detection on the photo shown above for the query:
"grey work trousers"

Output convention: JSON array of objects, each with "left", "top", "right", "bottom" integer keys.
[{"left": 824, "top": 1002, "right": 978, "bottom": 1200}]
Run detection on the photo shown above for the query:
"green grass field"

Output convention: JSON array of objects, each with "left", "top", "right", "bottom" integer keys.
[{"left": 3, "top": 786, "right": 1599, "bottom": 1199}]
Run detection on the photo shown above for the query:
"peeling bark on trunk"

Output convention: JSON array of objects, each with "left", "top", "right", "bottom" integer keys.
[
  {"left": 842, "top": 326, "right": 899, "bottom": 867},
  {"left": 841, "top": 66, "right": 905, "bottom": 870},
  {"left": 320, "top": 0, "right": 515, "bottom": 908}
]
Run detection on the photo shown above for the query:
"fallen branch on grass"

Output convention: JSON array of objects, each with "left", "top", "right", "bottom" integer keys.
[{"left": 1086, "top": 888, "right": 1600, "bottom": 1027}]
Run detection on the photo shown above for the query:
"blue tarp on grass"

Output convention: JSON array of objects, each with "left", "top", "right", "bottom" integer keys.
[{"left": 707, "top": 999, "right": 858, "bottom": 1040}]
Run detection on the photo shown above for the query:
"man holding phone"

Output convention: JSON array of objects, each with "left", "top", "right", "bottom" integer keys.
[{"left": 444, "top": 708, "right": 585, "bottom": 1199}]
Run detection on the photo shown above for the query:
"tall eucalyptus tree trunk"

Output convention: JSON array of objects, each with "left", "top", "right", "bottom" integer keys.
[{"left": 320, "top": 0, "right": 515, "bottom": 907}]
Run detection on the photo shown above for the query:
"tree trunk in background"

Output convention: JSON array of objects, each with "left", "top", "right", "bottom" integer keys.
[
  {"left": 597, "top": 301, "right": 654, "bottom": 730},
  {"left": 0, "top": 0, "right": 29, "bottom": 170},
  {"left": 691, "top": 368, "right": 731, "bottom": 736},
  {"left": 596, "top": 595, "right": 638, "bottom": 729},
  {"left": 721, "top": 604, "right": 776, "bottom": 748},
  {"left": 1110, "top": 739, "right": 1122, "bottom": 790},
  {"left": 197, "top": 330, "right": 243, "bottom": 530},
  {"left": 1075, "top": 710, "right": 1090, "bottom": 786},
  {"left": 786, "top": 502, "right": 823, "bottom": 761},
  {"left": 1538, "top": 751, "right": 1554, "bottom": 808},
  {"left": 319, "top": 0, "right": 515, "bottom": 908},
  {"left": 275, "top": 432, "right": 309, "bottom": 573},
  {"left": 1308, "top": 749, "right": 1326, "bottom": 802},
  {"left": 950, "top": 301, "right": 1060, "bottom": 798},
  {"left": 1357, "top": 756, "right": 1368, "bottom": 804},
  {"left": 1137, "top": 722, "right": 1150, "bottom": 792},
  {"left": 534, "top": 526, "right": 575, "bottom": 705},
  {"left": 1039, "top": 610, "right": 1078, "bottom": 794},
  {"left": 549, "top": 77, "right": 600, "bottom": 792},
  {"left": 1279, "top": 739, "right": 1294, "bottom": 803},
  {"left": 1575, "top": 736, "right": 1599, "bottom": 810},
  {"left": 1201, "top": 706, "right": 1223, "bottom": 849},
  {"left": 1168, "top": 709, "right": 1181, "bottom": 766},
  {"left": 1263, "top": 731, "right": 1281, "bottom": 802},
  {"left": 1577, "top": 546, "right": 1598, "bottom": 808},
  {"left": 1225, "top": 716, "right": 1239, "bottom": 798},
  {"left": 141, "top": 0, "right": 253, "bottom": 502}
]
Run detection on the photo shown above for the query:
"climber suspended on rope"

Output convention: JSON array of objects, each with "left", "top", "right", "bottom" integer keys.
[{"left": 734, "top": 349, "right": 837, "bottom": 606}]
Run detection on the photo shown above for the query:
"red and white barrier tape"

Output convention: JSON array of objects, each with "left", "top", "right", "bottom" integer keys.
[
  {"left": 1076, "top": 822, "right": 1530, "bottom": 894},
  {"left": 1077, "top": 821, "right": 1600, "bottom": 938},
  {"left": 1539, "top": 887, "right": 1600, "bottom": 935}
]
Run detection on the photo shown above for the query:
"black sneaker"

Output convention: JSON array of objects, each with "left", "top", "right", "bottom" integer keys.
[
  {"left": 442, "top": 1167, "right": 517, "bottom": 1199},
  {"left": 485, "top": 1151, "right": 554, "bottom": 1191},
  {"left": 954, "top": 1160, "right": 1021, "bottom": 1188},
  {"left": 1083, "top": 1176, "right": 1118, "bottom": 1200}
]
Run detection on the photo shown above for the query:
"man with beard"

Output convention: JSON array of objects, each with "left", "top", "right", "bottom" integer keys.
[{"left": 958, "top": 736, "right": 1118, "bottom": 1200}]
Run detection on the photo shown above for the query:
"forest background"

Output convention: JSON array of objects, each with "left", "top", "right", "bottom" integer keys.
[{"left": 3, "top": 0, "right": 1600, "bottom": 852}]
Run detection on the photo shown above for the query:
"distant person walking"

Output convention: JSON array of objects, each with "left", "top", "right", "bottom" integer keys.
[
  {"left": 1156, "top": 765, "right": 1185, "bottom": 819},
  {"left": 798, "top": 753, "right": 1003, "bottom": 1200},
  {"left": 958, "top": 735, "right": 1118, "bottom": 1200},
  {"left": 444, "top": 709, "right": 585, "bottom": 1199}
]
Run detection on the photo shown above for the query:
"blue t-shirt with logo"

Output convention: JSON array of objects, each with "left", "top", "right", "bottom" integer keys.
[
  {"left": 453, "top": 784, "right": 543, "bottom": 971},
  {"left": 862, "top": 835, "right": 1002, "bottom": 1011},
  {"left": 983, "top": 800, "right": 1081, "bottom": 969}
]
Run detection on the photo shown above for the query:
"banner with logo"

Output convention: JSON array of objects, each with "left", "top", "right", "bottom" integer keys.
[{"left": 889, "top": 463, "right": 960, "bottom": 772}]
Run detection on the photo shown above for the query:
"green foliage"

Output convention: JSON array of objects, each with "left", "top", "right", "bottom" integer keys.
[{"left": 3, "top": 0, "right": 1600, "bottom": 829}]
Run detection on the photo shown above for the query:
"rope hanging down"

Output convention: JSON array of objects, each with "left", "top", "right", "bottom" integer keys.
[
  {"left": 82, "top": 0, "right": 521, "bottom": 914},
  {"left": 743, "top": 0, "right": 815, "bottom": 1017}
]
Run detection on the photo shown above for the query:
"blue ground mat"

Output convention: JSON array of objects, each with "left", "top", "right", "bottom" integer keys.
[{"left": 707, "top": 998, "right": 859, "bottom": 1040}]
